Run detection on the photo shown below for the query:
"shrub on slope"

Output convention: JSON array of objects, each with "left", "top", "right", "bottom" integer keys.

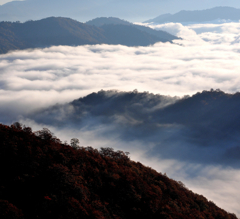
[{"left": 0, "top": 123, "right": 237, "bottom": 219}]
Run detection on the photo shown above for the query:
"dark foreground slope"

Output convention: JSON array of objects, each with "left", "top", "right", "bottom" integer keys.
[
  {"left": 0, "top": 17, "right": 177, "bottom": 54},
  {"left": 0, "top": 123, "right": 237, "bottom": 219}
]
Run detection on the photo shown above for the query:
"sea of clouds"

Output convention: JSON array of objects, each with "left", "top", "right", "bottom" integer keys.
[{"left": 1, "top": 21, "right": 240, "bottom": 216}]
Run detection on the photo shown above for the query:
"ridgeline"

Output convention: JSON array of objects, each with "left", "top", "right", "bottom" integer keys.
[{"left": 0, "top": 17, "right": 178, "bottom": 54}]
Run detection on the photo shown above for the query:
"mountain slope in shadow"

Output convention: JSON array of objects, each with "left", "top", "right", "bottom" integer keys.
[
  {"left": 29, "top": 89, "right": 240, "bottom": 168},
  {"left": 0, "top": 123, "right": 237, "bottom": 219},
  {"left": 0, "top": 16, "right": 178, "bottom": 54}
]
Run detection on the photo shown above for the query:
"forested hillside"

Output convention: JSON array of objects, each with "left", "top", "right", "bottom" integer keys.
[
  {"left": 0, "top": 123, "right": 237, "bottom": 219},
  {"left": 0, "top": 17, "right": 177, "bottom": 54}
]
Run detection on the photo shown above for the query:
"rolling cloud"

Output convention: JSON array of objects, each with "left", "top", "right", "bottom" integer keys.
[
  {"left": 1, "top": 24, "right": 240, "bottom": 120},
  {"left": 1, "top": 21, "right": 240, "bottom": 216}
]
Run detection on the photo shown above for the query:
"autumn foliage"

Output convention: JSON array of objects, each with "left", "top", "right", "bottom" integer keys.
[{"left": 0, "top": 123, "right": 237, "bottom": 219}]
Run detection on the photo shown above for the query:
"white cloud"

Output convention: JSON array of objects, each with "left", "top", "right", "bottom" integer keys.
[
  {"left": 143, "top": 21, "right": 240, "bottom": 44},
  {"left": 1, "top": 33, "right": 240, "bottom": 118}
]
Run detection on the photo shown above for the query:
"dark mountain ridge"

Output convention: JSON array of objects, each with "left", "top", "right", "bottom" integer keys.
[
  {"left": 145, "top": 6, "right": 240, "bottom": 24},
  {"left": 29, "top": 89, "right": 240, "bottom": 168},
  {"left": 0, "top": 16, "right": 177, "bottom": 54},
  {"left": 0, "top": 123, "right": 237, "bottom": 218},
  {"left": 0, "top": 17, "right": 105, "bottom": 53}
]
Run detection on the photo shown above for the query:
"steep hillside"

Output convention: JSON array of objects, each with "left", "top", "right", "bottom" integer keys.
[{"left": 0, "top": 123, "right": 237, "bottom": 218}]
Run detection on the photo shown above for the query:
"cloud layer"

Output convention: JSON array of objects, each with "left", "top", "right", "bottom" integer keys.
[
  {"left": 1, "top": 21, "right": 240, "bottom": 216},
  {"left": 1, "top": 22, "right": 240, "bottom": 120}
]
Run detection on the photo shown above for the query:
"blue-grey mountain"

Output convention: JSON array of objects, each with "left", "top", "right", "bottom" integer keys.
[
  {"left": 0, "top": 17, "right": 177, "bottom": 54},
  {"left": 86, "top": 17, "right": 179, "bottom": 41},
  {"left": 145, "top": 7, "right": 240, "bottom": 24},
  {"left": 26, "top": 89, "right": 240, "bottom": 169}
]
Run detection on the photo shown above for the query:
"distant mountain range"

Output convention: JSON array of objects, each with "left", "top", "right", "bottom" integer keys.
[
  {"left": 0, "top": 17, "right": 178, "bottom": 54},
  {"left": 145, "top": 7, "right": 240, "bottom": 24},
  {"left": 1, "top": 0, "right": 239, "bottom": 23}
]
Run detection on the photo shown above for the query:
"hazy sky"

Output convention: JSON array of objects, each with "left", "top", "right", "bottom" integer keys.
[
  {"left": 1, "top": 0, "right": 240, "bottom": 8},
  {"left": 0, "top": 0, "right": 21, "bottom": 5},
  {"left": 1, "top": 21, "right": 240, "bottom": 216},
  {"left": 0, "top": 0, "right": 10, "bottom": 5}
]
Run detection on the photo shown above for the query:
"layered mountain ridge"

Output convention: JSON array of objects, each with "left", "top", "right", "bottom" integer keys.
[
  {"left": 28, "top": 89, "right": 240, "bottom": 168},
  {"left": 0, "top": 16, "right": 178, "bottom": 54}
]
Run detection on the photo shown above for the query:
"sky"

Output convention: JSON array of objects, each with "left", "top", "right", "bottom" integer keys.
[
  {"left": 0, "top": 0, "right": 21, "bottom": 5},
  {"left": 1, "top": 18, "right": 240, "bottom": 216}
]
